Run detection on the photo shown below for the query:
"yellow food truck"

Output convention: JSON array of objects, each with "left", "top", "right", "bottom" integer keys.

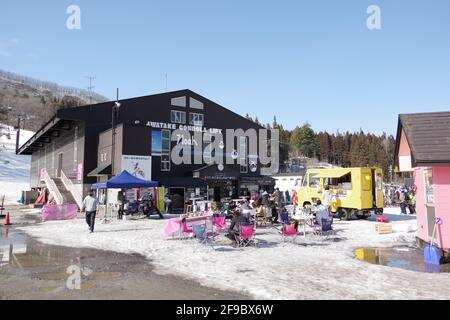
[{"left": 297, "top": 167, "right": 384, "bottom": 220}]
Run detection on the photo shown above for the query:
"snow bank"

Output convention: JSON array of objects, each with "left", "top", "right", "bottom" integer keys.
[
  {"left": 18, "top": 208, "right": 450, "bottom": 300},
  {"left": 0, "top": 124, "right": 34, "bottom": 204}
]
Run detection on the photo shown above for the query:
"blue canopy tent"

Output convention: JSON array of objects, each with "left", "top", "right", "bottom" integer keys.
[
  {"left": 91, "top": 170, "right": 158, "bottom": 189},
  {"left": 91, "top": 171, "right": 159, "bottom": 222}
]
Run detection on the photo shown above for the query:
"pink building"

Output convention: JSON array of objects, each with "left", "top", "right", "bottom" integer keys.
[{"left": 395, "top": 112, "right": 450, "bottom": 251}]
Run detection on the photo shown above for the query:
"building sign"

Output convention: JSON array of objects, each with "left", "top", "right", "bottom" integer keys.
[
  {"left": 121, "top": 155, "right": 152, "bottom": 180},
  {"left": 143, "top": 121, "right": 222, "bottom": 134}
]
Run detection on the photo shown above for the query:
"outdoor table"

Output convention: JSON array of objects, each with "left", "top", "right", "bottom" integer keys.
[
  {"left": 162, "top": 214, "right": 213, "bottom": 240},
  {"left": 292, "top": 214, "right": 315, "bottom": 238}
]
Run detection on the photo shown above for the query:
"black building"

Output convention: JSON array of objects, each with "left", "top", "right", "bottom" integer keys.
[{"left": 17, "top": 90, "right": 275, "bottom": 211}]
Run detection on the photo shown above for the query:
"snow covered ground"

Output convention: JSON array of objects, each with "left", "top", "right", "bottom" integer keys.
[
  {"left": 0, "top": 124, "right": 34, "bottom": 205},
  {"left": 17, "top": 208, "right": 450, "bottom": 300}
]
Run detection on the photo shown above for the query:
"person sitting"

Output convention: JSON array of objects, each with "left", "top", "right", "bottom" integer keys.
[
  {"left": 315, "top": 200, "right": 331, "bottom": 226},
  {"left": 226, "top": 209, "right": 248, "bottom": 242},
  {"left": 279, "top": 206, "right": 289, "bottom": 224},
  {"left": 240, "top": 201, "right": 254, "bottom": 221}
]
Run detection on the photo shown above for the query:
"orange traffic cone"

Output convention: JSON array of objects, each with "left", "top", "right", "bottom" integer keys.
[{"left": 5, "top": 212, "right": 11, "bottom": 226}]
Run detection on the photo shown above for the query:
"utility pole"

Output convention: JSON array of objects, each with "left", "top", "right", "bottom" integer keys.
[
  {"left": 15, "top": 117, "right": 21, "bottom": 154},
  {"left": 85, "top": 76, "right": 96, "bottom": 104},
  {"left": 111, "top": 88, "right": 120, "bottom": 177},
  {"left": 165, "top": 74, "right": 168, "bottom": 92}
]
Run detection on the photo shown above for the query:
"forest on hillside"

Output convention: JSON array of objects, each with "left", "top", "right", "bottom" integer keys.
[{"left": 246, "top": 114, "right": 396, "bottom": 181}]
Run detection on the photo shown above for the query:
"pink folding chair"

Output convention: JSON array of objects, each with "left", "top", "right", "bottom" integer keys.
[
  {"left": 235, "top": 224, "right": 257, "bottom": 248},
  {"left": 213, "top": 216, "right": 227, "bottom": 234},
  {"left": 181, "top": 217, "right": 194, "bottom": 240},
  {"left": 281, "top": 223, "right": 298, "bottom": 243}
]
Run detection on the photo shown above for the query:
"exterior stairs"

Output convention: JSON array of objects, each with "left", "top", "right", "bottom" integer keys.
[{"left": 52, "top": 178, "right": 78, "bottom": 206}]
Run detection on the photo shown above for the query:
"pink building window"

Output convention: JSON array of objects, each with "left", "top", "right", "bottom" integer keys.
[{"left": 424, "top": 169, "right": 435, "bottom": 206}]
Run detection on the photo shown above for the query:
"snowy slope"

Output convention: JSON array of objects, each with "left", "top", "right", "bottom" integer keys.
[{"left": 0, "top": 124, "right": 34, "bottom": 205}]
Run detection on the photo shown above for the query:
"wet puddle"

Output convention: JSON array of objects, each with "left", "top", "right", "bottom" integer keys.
[
  {"left": 355, "top": 246, "right": 450, "bottom": 273},
  {"left": 0, "top": 226, "right": 125, "bottom": 292},
  {"left": 0, "top": 225, "right": 249, "bottom": 299}
]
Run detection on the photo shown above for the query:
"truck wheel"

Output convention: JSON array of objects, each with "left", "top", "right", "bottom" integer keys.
[
  {"left": 356, "top": 210, "right": 372, "bottom": 220},
  {"left": 339, "top": 208, "right": 352, "bottom": 221}
]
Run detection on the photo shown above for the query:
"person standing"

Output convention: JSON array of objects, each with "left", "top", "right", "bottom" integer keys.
[
  {"left": 285, "top": 190, "right": 291, "bottom": 205},
  {"left": 117, "top": 189, "right": 126, "bottom": 220},
  {"left": 82, "top": 191, "right": 99, "bottom": 233},
  {"left": 292, "top": 189, "right": 298, "bottom": 208},
  {"left": 164, "top": 193, "right": 172, "bottom": 214},
  {"left": 407, "top": 190, "right": 416, "bottom": 215},
  {"left": 322, "top": 185, "right": 334, "bottom": 213},
  {"left": 399, "top": 188, "right": 408, "bottom": 214}
]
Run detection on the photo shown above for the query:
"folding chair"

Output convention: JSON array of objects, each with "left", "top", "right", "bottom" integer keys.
[
  {"left": 181, "top": 217, "right": 194, "bottom": 240},
  {"left": 212, "top": 215, "right": 227, "bottom": 235},
  {"left": 313, "top": 218, "right": 334, "bottom": 239},
  {"left": 192, "top": 223, "right": 215, "bottom": 248},
  {"left": 281, "top": 223, "right": 298, "bottom": 243},
  {"left": 235, "top": 223, "right": 257, "bottom": 248}
]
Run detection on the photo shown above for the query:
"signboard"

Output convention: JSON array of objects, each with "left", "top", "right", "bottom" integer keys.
[
  {"left": 77, "top": 163, "right": 83, "bottom": 181},
  {"left": 121, "top": 155, "right": 152, "bottom": 180}
]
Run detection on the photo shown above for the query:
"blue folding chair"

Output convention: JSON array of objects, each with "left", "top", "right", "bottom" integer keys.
[{"left": 192, "top": 224, "right": 215, "bottom": 248}]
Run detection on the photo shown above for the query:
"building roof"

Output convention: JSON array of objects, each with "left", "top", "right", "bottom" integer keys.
[
  {"left": 17, "top": 89, "right": 263, "bottom": 156},
  {"left": 395, "top": 111, "right": 450, "bottom": 166}
]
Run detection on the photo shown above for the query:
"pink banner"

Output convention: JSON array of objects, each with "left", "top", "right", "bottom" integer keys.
[
  {"left": 77, "top": 163, "right": 83, "bottom": 181},
  {"left": 40, "top": 168, "right": 46, "bottom": 181},
  {"left": 42, "top": 204, "right": 79, "bottom": 222}
]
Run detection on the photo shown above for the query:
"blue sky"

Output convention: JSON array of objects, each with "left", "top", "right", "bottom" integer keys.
[{"left": 1, "top": 0, "right": 450, "bottom": 135}]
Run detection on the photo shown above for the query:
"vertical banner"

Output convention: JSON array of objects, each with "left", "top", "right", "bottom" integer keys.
[
  {"left": 77, "top": 163, "right": 83, "bottom": 181},
  {"left": 40, "top": 168, "right": 46, "bottom": 181},
  {"left": 121, "top": 155, "right": 152, "bottom": 180},
  {"left": 158, "top": 187, "right": 165, "bottom": 211}
]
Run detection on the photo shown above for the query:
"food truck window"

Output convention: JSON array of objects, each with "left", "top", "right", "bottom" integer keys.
[
  {"left": 309, "top": 175, "right": 319, "bottom": 188},
  {"left": 376, "top": 173, "right": 383, "bottom": 190},
  {"left": 324, "top": 174, "right": 352, "bottom": 190},
  {"left": 424, "top": 169, "right": 434, "bottom": 206}
]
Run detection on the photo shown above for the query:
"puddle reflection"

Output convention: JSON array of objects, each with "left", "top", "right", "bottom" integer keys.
[
  {"left": 0, "top": 226, "right": 123, "bottom": 291},
  {"left": 355, "top": 246, "right": 450, "bottom": 273}
]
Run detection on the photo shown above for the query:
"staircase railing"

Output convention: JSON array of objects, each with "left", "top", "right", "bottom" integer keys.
[
  {"left": 60, "top": 170, "right": 83, "bottom": 208},
  {"left": 43, "top": 169, "right": 63, "bottom": 205}
]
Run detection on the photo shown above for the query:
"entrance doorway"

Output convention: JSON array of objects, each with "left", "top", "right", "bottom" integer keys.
[
  {"left": 169, "top": 188, "right": 185, "bottom": 214},
  {"left": 213, "top": 187, "right": 221, "bottom": 202}
]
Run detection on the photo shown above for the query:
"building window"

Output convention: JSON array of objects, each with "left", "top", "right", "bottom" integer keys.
[
  {"left": 171, "top": 110, "right": 186, "bottom": 124},
  {"left": 424, "top": 169, "right": 434, "bottom": 205},
  {"left": 151, "top": 130, "right": 162, "bottom": 156},
  {"left": 240, "top": 136, "right": 248, "bottom": 173},
  {"left": 190, "top": 97, "right": 204, "bottom": 110},
  {"left": 171, "top": 96, "right": 186, "bottom": 107},
  {"left": 189, "top": 113, "right": 204, "bottom": 126},
  {"left": 161, "top": 129, "right": 171, "bottom": 171}
]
